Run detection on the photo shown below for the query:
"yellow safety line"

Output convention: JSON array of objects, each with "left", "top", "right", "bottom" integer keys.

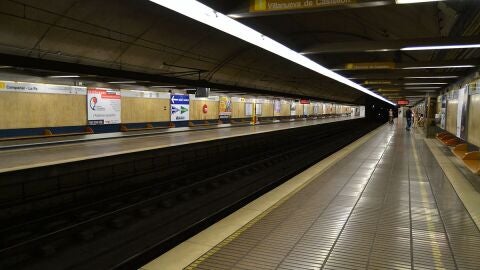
[
  {"left": 410, "top": 132, "right": 445, "bottom": 269},
  {"left": 184, "top": 125, "right": 386, "bottom": 269}
]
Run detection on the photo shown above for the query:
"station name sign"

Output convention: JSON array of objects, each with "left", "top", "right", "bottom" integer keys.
[
  {"left": 345, "top": 62, "right": 395, "bottom": 70},
  {"left": 250, "top": 0, "right": 357, "bottom": 12},
  {"left": 300, "top": 99, "right": 310, "bottom": 104}
]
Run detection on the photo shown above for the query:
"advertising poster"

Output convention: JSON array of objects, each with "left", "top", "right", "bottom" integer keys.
[
  {"left": 219, "top": 96, "right": 232, "bottom": 120},
  {"left": 255, "top": 103, "right": 262, "bottom": 115},
  {"left": 170, "top": 94, "right": 190, "bottom": 121},
  {"left": 87, "top": 88, "right": 121, "bottom": 125},
  {"left": 459, "top": 87, "right": 469, "bottom": 139},
  {"left": 274, "top": 99, "right": 281, "bottom": 114},
  {"left": 290, "top": 102, "right": 296, "bottom": 116},
  {"left": 359, "top": 106, "right": 365, "bottom": 118},
  {"left": 245, "top": 103, "right": 253, "bottom": 116},
  {"left": 440, "top": 94, "right": 447, "bottom": 129}
]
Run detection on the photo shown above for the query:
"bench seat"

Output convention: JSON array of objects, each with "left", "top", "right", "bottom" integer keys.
[
  {"left": 0, "top": 127, "right": 93, "bottom": 141},
  {"left": 452, "top": 144, "right": 468, "bottom": 159},
  {"left": 463, "top": 151, "right": 480, "bottom": 175}
]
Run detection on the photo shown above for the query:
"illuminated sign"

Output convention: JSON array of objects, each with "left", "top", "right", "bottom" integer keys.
[
  {"left": 397, "top": 100, "right": 409, "bottom": 105},
  {"left": 300, "top": 99, "right": 310, "bottom": 104},
  {"left": 250, "top": 0, "right": 358, "bottom": 12},
  {"left": 364, "top": 80, "right": 392, "bottom": 85},
  {"left": 345, "top": 62, "right": 395, "bottom": 70}
]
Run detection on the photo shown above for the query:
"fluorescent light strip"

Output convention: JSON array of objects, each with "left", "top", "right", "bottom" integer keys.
[
  {"left": 404, "top": 76, "right": 458, "bottom": 79},
  {"left": 48, "top": 75, "right": 80, "bottom": 78},
  {"left": 149, "top": 0, "right": 394, "bottom": 105},
  {"left": 414, "top": 90, "right": 438, "bottom": 92},
  {"left": 402, "top": 65, "right": 474, "bottom": 69},
  {"left": 405, "top": 86, "right": 441, "bottom": 89},
  {"left": 401, "top": 44, "right": 480, "bottom": 51},
  {"left": 151, "top": 85, "right": 176, "bottom": 88},
  {"left": 404, "top": 82, "right": 448, "bottom": 85},
  {"left": 396, "top": 0, "right": 444, "bottom": 4},
  {"left": 108, "top": 81, "right": 136, "bottom": 84}
]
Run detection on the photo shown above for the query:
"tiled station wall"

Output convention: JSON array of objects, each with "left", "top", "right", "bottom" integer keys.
[
  {"left": 0, "top": 81, "right": 354, "bottom": 131},
  {"left": 438, "top": 77, "right": 480, "bottom": 147}
]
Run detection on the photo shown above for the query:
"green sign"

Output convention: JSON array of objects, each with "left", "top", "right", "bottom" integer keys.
[{"left": 250, "top": 0, "right": 358, "bottom": 12}]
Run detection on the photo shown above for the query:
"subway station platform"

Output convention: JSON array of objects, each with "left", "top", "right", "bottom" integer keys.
[
  {"left": 143, "top": 123, "right": 480, "bottom": 270},
  {"left": 0, "top": 116, "right": 356, "bottom": 173}
]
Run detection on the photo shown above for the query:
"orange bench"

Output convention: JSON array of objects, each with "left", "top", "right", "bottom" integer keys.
[
  {"left": 120, "top": 123, "right": 174, "bottom": 132},
  {"left": 462, "top": 151, "right": 480, "bottom": 175},
  {"left": 0, "top": 127, "right": 94, "bottom": 141},
  {"left": 436, "top": 132, "right": 464, "bottom": 147},
  {"left": 188, "top": 120, "right": 222, "bottom": 127},
  {"left": 452, "top": 143, "right": 468, "bottom": 159},
  {"left": 231, "top": 119, "right": 249, "bottom": 124},
  {"left": 450, "top": 142, "right": 480, "bottom": 175}
]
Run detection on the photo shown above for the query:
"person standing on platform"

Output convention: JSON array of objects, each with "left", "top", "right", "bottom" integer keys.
[
  {"left": 406, "top": 107, "right": 413, "bottom": 130},
  {"left": 388, "top": 109, "right": 394, "bottom": 124}
]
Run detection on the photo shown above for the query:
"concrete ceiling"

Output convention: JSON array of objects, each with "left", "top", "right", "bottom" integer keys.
[{"left": 0, "top": 0, "right": 479, "bottom": 104}]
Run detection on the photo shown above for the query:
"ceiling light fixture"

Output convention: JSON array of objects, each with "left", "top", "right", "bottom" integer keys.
[
  {"left": 404, "top": 82, "right": 448, "bottom": 85},
  {"left": 402, "top": 65, "right": 475, "bottom": 69},
  {"left": 108, "top": 81, "right": 137, "bottom": 84},
  {"left": 151, "top": 85, "right": 176, "bottom": 88},
  {"left": 149, "top": 0, "right": 395, "bottom": 105},
  {"left": 404, "top": 86, "right": 441, "bottom": 89},
  {"left": 395, "top": 0, "right": 444, "bottom": 4},
  {"left": 48, "top": 75, "right": 80, "bottom": 78},
  {"left": 401, "top": 44, "right": 480, "bottom": 51},
  {"left": 414, "top": 90, "right": 438, "bottom": 92},
  {"left": 404, "top": 76, "right": 459, "bottom": 79}
]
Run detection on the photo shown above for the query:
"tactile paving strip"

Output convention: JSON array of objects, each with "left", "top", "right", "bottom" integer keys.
[{"left": 186, "top": 126, "right": 480, "bottom": 270}]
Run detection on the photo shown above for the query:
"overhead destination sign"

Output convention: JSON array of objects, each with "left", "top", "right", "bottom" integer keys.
[
  {"left": 345, "top": 62, "right": 395, "bottom": 70},
  {"left": 364, "top": 80, "right": 392, "bottom": 85},
  {"left": 250, "top": 0, "right": 357, "bottom": 12}
]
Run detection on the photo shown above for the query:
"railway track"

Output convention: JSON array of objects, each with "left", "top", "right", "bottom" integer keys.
[{"left": 0, "top": 118, "right": 381, "bottom": 270}]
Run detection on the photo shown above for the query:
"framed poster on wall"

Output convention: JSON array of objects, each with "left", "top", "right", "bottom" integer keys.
[
  {"left": 245, "top": 103, "right": 253, "bottom": 116},
  {"left": 87, "top": 88, "right": 121, "bottom": 125},
  {"left": 290, "top": 102, "right": 296, "bottom": 116},
  {"left": 274, "top": 100, "right": 281, "bottom": 114},
  {"left": 219, "top": 96, "right": 232, "bottom": 119},
  {"left": 458, "top": 87, "right": 468, "bottom": 139},
  {"left": 255, "top": 103, "right": 262, "bottom": 115},
  {"left": 170, "top": 94, "right": 190, "bottom": 121}
]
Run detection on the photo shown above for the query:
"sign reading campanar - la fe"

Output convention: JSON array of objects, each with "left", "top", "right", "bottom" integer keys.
[
  {"left": 250, "top": 0, "right": 358, "bottom": 12},
  {"left": 170, "top": 94, "right": 190, "bottom": 121}
]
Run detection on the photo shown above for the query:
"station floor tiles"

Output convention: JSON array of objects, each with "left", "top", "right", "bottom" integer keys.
[{"left": 142, "top": 123, "right": 480, "bottom": 270}]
